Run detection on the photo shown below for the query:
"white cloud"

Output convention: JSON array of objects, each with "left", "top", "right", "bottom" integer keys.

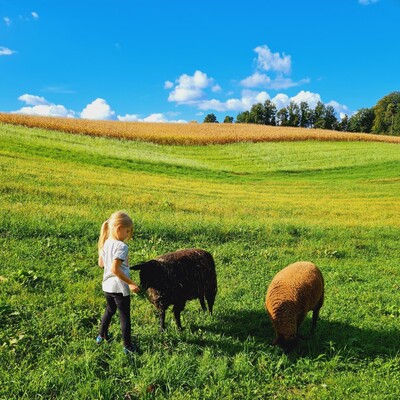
[
  {"left": 80, "top": 98, "right": 116, "bottom": 120},
  {"left": 197, "top": 90, "right": 270, "bottom": 112},
  {"left": 358, "top": 0, "right": 379, "bottom": 5},
  {"left": 18, "top": 94, "right": 50, "bottom": 106},
  {"left": 254, "top": 45, "right": 291, "bottom": 75},
  {"left": 290, "top": 90, "right": 322, "bottom": 109},
  {"left": 271, "top": 93, "right": 290, "bottom": 110},
  {"left": 13, "top": 94, "right": 75, "bottom": 117},
  {"left": 327, "top": 100, "right": 352, "bottom": 118},
  {"left": 212, "top": 84, "right": 222, "bottom": 93},
  {"left": 0, "top": 46, "right": 16, "bottom": 56},
  {"left": 241, "top": 72, "right": 310, "bottom": 90},
  {"left": 15, "top": 105, "right": 75, "bottom": 118},
  {"left": 168, "top": 70, "right": 214, "bottom": 104},
  {"left": 143, "top": 113, "right": 186, "bottom": 123},
  {"left": 117, "top": 114, "right": 140, "bottom": 122},
  {"left": 31, "top": 12, "right": 39, "bottom": 20},
  {"left": 269, "top": 91, "right": 352, "bottom": 118},
  {"left": 240, "top": 72, "right": 272, "bottom": 88},
  {"left": 118, "top": 112, "right": 186, "bottom": 123},
  {"left": 239, "top": 45, "right": 309, "bottom": 91},
  {"left": 4, "top": 17, "right": 11, "bottom": 26},
  {"left": 164, "top": 80, "right": 174, "bottom": 89}
]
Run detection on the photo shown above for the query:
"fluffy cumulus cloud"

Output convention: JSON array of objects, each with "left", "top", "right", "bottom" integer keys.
[
  {"left": 31, "top": 12, "right": 39, "bottom": 20},
  {"left": 165, "top": 44, "right": 351, "bottom": 119},
  {"left": 240, "top": 45, "right": 309, "bottom": 90},
  {"left": 267, "top": 91, "right": 351, "bottom": 119},
  {"left": 12, "top": 93, "right": 187, "bottom": 122},
  {"left": 117, "top": 112, "right": 186, "bottom": 123},
  {"left": 198, "top": 90, "right": 269, "bottom": 113},
  {"left": 254, "top": 45, "right": 292, "bottom": 75},
  {"left": 80, "top": 98, "right": 116, "bottom": 120},
  {"left": 18, "top": 94, "right": 50, "bottom": 106},
  {"left": 167, "top": 70, "right": 214, "bottom": 104},
  {"left": 0, "top": 46, "right": 16, "bottom": 56},
  {"left": 290, "top": 90, "right": 322, "bottom": 109},
  {"left": 13, "top": 94, "right": 75, "bottom": 117}
]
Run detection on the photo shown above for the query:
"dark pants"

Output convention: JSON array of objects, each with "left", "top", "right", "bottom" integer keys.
[{"left": 99, "top": 292, "right": 132, "bottom": 348}]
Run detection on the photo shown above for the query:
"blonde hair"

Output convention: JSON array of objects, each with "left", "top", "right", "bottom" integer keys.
[{"left": 98, "top": 211, "right": 133, "bottom": 253}]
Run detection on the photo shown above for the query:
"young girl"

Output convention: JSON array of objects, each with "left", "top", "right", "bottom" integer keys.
[{"left": 97, "top": 211, "right": 140, "bottom": 353}]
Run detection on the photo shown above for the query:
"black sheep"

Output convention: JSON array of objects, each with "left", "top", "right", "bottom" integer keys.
[{"left": 131, "top": 248, "right": 217, "bottom": 330}]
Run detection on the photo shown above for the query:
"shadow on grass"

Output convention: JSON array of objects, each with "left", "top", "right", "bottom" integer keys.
[{"left": 188, "top": 308, "right": 398, "bottom": 359}]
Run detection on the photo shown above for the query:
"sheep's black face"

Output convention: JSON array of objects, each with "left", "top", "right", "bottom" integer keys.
[
  {"left": 276, "top": 336, "right": 298, "bottom": 353},
  {"left": 138, "top": 260, "right": 166, "bottom": 291}
]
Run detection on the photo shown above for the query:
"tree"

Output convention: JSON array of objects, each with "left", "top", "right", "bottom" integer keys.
[
  {"left": 324, "top": 105, "right": 338, "bottom": 130},
  {"left": 385, "top": 103, "right": 398, "bottom": 135},
  {"left": 372, "top": 91, "right": 400, "bottom": 135},
  {"left": 236, "top": 111, "right": 251, "bottom": 123},
  {"left": 203, "top": 113, "right": 218, "bottom": 123},
  {"left": 249, "top": 103, "right": 265, "bottom": 124},
  {"left": 277, "top": 107, "right": 289, "bottom": 126},
  {"left": 263, "top": 100, "right": 277, "bottom": 125},
  {"left": 393, "top": 112, "right": 400, "bottom": 136},
  {"left": 312, "top": 101, "right": 326, "bottom": 129},
  {"left": 287, "top": 101, "right": 300, "bottom": 127},
  {"left": 223, "top": 115, "right": 234, "bottom": 123},
  {"left": 338, "top": 114, "right": 349, "bottom": 132},
  {"left": 299, "top": 101, "right": 311, "bottom": 128},
  {"left": 348, "top": 108, "right": 375, "bottom": 133}
]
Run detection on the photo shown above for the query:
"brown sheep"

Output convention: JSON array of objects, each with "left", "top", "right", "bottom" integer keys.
[{"left": 265, "top": 261, "right": 324, "bottom": 352}]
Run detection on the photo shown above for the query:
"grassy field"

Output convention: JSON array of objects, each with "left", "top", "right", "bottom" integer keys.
[{"left": 0, "top": 123, "right": 399, "bottom": 399}]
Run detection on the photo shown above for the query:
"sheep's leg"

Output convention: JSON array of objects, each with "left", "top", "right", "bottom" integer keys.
[
  {"left": 159, "top": 309, "right": 166, "bottom": 332},
  {"left": 311, "top": 308, "right": 320, "bottom": 334},
  {"left": 205, "top": 286, "right": 216, "bottom": 314},
  {"left": 199, "top": 296, "right": 207, "bottom": 312},
  {"left": 311, "top": 294, "right": 324, "bottom": 334},
  {"left": 173, "top": 303, "right": 185, "bottom": 331}
]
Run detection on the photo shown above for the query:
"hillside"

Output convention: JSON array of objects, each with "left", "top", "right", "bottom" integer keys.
[{"left": 0, "top": 124, "right": 399, "bottom": 399}]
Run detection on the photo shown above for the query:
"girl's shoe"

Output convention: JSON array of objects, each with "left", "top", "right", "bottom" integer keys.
[
  {"left": 123, "top": 342, "right": 139, "bottom": 354},
  {"left": 96, "top": 334, "right": 112, "bottom": 344},
  {"left": 96, "top": 335, "right": 104, "bottom": 344}
]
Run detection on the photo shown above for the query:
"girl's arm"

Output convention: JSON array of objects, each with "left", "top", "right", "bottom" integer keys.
[
  {"left": 111, "top": 258, "right": 140, "bottom": 293},
  {"left": 98, "top": 255, "right": 104, "bottom": 268}
]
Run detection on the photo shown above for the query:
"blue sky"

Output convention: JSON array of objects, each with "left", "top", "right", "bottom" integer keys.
[{"left": 1, "top": 0, "right": 399, "bottom": 123}]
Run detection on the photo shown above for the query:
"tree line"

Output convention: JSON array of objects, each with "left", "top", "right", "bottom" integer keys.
[{"left": 203, "top": 91, "right": 400, "bottom": 136}]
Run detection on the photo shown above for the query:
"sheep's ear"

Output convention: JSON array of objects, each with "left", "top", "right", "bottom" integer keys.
[
  {"left": 130, "top": 260, "right": 157, "bottom": 270},
  {"left": 130, "top": 263, "right": 142, "bottom": 270}
]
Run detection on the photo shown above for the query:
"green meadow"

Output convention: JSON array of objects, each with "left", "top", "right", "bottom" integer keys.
[{"left": 0, "top": 123, "right": 399, "bottom": 399}]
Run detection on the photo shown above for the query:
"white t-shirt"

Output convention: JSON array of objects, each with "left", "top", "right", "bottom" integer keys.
[{"left": 101, "top": 238, "right": 130, "bottom": 296}]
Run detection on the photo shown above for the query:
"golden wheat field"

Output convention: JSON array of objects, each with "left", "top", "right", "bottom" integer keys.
[{"left": 1, "top": 112, "right": 400, "bottom": 145}]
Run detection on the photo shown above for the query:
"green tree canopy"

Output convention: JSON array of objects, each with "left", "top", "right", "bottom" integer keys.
[
  {"left": 348, "top": 108, "right": 375, "bottom": 133},
  {"left": 372, "top": 91, "right": 400, "bottom": 135},
  {"left": 223, "top": 116, "right": 234, "bottom": 123},
  {"left": 203, "top": 113, "right": 218, "bottom": 123}
]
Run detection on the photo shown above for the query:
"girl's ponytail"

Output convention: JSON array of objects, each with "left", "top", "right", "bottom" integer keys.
[{"left": 98, "top": 220, "right": 109, "bottom": 254}]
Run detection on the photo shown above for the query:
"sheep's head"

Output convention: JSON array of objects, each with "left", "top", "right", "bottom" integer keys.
[
  {"left": 130, "top": 260, "right": 166, "bottom": 291},
  {"left": 274, "top": 335, "right": 298, "bottom": 353}
]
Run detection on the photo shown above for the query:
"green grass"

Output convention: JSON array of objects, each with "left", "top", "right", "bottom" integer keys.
[{"left": 0, "top": 123, "right": 399, "bottom": 399}]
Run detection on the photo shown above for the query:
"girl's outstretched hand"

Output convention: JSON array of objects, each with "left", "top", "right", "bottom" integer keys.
[{"left": 129, "top": 283, "right": 141, "bottom": 294}]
